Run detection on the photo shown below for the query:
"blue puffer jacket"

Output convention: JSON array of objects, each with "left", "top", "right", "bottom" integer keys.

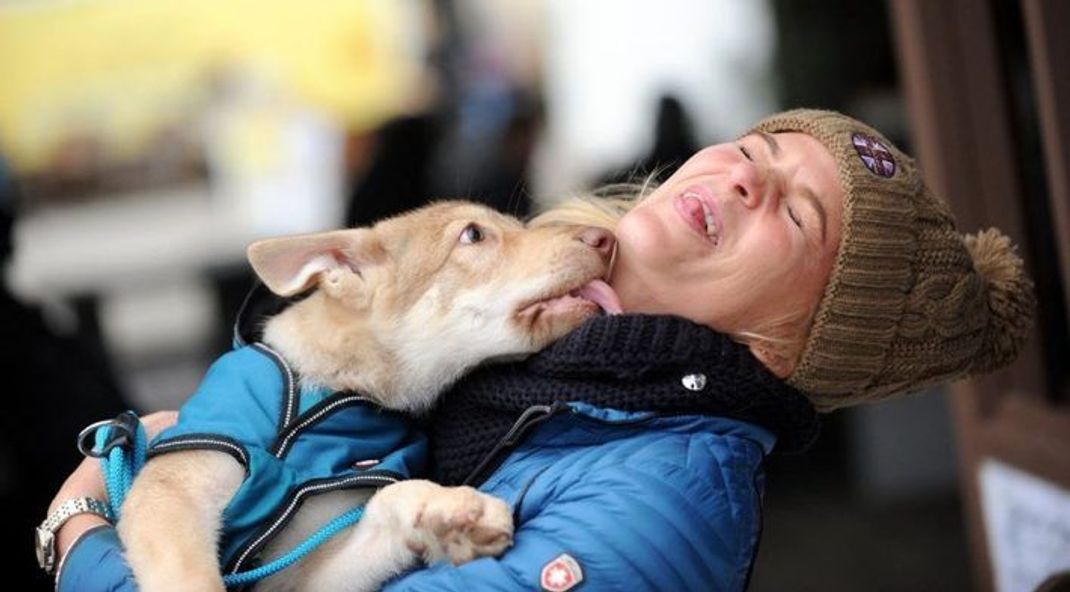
[
  {"left": 385, "top": 402, "right": 773, "bottom": 591},
  {"left": 57, "top": 314, "right": 819, "bottom": 592},
  {"left": 58, "top": 405, "right": 771, "bottom": 592}
]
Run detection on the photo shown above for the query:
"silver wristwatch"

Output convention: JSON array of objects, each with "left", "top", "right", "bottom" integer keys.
[{"left": 35, "top": 497, "right": 112, "bottom": 575}]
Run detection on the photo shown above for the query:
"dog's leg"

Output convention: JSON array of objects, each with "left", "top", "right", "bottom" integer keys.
[
  {"left": 294, "top": 480, "right": 513, "bottom": 592},
  {"left": 118, "top": 450, "right": 243, "bottom": 592}
]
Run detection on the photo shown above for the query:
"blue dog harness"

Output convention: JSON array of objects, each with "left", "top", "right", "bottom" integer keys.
[{"left": 86, "top": 341, "right": 427, "bottom": 586}]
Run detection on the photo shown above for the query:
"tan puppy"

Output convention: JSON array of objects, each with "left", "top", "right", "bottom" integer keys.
[{"left": 117, "top": 201, "right": 620, "bottom": 592}]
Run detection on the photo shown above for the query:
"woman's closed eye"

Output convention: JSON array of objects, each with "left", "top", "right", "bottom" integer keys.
[
  {"left": 787, "top": 205, "right": 803, "bottom": 229},
  {"left": 738, "top": 144, "right": 753, "bottom": 161}
]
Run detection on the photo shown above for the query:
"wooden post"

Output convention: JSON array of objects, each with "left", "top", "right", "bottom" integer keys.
[
  {"left": 1022, "top": 0, "right": 1070, "bottom": 320},
  {"left": 887, "top": 0, "right": 1070, "bottom": 589}
]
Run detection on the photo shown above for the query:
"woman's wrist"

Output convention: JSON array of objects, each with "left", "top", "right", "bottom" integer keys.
[
  {"left": 45, "top": 457, "right": 111, "bottom": 569},
  {"left": 55, "top": 513, "right": 111, "bottom": 560}
]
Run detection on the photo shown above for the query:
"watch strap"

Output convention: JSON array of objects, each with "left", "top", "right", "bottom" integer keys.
[
  {"left": 36, "top": 497, "right": 112, "bottom": 575},
  {"left": 41, "top": 497, "right": 112, "bottom": 532}
]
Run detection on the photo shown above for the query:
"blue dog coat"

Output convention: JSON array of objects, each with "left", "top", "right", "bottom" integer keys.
[{"left": 148, "top": 342, "right": 428, "bottom": 576}]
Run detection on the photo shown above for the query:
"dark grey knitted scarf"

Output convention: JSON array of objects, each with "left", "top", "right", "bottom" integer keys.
[{"left": 430, "top": 314, "right": 820, "bottom": 485}]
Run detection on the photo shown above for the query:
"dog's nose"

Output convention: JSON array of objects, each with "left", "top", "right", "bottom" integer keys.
[{"left": 576, "top": 226, "right": 616, "bottom": 260}]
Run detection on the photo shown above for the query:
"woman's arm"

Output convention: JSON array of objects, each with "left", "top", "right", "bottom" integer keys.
[
  {"left": 46, "top": 411, "right": 178, "bottom": 592},
  {"left": 48, "top": 454, "right": 111, "bottom": 568},
  {"left": 384, "top": 456, "right": 764, "bottom": 592}
]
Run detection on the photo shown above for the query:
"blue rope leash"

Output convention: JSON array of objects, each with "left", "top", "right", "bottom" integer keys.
[
  {"left": 221, "top": 505, "right": 365, "bottom": 587},
  {"left": 94, "top": 419, "right": 146, "bottom": 519},
  {"left": 85, "top": 412, "right": 364, "bottom": 588}
]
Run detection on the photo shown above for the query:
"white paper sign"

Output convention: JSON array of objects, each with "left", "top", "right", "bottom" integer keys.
[{"left": 979, "top": 458, "right": 1070, "bottom": 592}]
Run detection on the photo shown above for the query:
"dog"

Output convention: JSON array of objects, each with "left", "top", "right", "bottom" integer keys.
[{"left": 116, "top": 200, "right": 620, "bottom": 592}]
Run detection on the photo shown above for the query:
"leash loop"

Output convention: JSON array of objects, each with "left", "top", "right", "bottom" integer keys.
[{"left": 77, "top": 412, "right": 138, "bottom": 458}]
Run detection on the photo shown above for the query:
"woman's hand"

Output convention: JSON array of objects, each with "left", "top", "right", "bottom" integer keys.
[{"left": 47, "top": 411, "right": 179, "bottom": 565}]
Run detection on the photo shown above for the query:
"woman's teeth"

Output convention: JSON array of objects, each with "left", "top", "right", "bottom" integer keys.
[{"left": 691, "top": 194, "right": 719, "bottom": 242}]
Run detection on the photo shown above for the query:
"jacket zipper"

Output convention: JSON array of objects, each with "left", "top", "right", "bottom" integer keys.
[
  {"left": 462, "top": 401, "right": 568, "bottom": 486},
  {"left": 272, "top": 394, "right": 375, "bottom": 458},
  {"left": 462, "top": 406, "right": 687, "bottom": 486},
  {"left": 251, "top": 343, "right": 299, "bottom": 430}
]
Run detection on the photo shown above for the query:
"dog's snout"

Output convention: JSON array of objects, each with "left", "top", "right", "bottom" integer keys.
[{"left": 575, "top": 227, "right": 616, "bottom": 260}]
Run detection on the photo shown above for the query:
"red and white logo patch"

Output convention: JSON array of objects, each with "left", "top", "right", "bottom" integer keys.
[{"left": 540, "top": 553, "right": 584, "bottom": 592}]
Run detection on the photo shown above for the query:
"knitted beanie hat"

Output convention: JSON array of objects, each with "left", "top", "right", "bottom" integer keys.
[{"left": 748, "top": 109, "right": 1035, "bottom": 411}]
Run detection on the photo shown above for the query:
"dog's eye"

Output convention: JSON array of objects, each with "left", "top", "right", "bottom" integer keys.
[{"left": 459, "top": 223, "right": 485, "bottom": 245}]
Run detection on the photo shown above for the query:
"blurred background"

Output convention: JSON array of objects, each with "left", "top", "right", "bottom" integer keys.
[{"left": 3, "top": 1, "right": 1068, "bottom": 590}]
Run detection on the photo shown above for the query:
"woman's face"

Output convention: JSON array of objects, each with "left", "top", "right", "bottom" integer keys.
[{"left": 610, "top": 131, "right": 844, "bottom": 376}]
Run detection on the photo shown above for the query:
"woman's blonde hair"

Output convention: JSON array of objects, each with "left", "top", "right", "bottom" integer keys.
[
  {"left": 528, "top": 181, "right": 655, "bottom": 230},
  {"left": 530, "top": 178, "right": 816, "bottom": 371}
]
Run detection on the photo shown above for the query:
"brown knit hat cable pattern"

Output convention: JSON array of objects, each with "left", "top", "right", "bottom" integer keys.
[{"left": 748, "top": 109, "right": 1035, "bottom": 411}]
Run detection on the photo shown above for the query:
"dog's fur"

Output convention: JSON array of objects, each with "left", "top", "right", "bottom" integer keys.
[{"left": 117, "top": 201, "right": 616, "bottom": 591}]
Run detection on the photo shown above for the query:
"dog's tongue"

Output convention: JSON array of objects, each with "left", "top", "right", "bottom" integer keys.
[{"left": 574, "top": 279, "right": 623, "bottom": 315}]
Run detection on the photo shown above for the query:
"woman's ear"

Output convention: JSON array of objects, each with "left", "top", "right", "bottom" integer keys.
[
  {"left": 749, "top": 341, "right": 796, "bottom": 379},
  {"left": 246, "top": 228, "right": 382, "bottom": 297}
]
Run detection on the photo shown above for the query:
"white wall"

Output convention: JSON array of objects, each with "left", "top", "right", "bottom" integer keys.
[{"left": 535, "top": 0, "right": 778, "bottom": 199}]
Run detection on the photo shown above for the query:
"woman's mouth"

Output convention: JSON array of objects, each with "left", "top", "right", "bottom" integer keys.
[{"left": 673, "top": 186, "right": 720, "bottom": 245}]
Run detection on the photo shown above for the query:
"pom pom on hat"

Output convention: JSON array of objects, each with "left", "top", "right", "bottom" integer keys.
[{"left": 964, "top": 228, "right": 1036, "bottom": 375}]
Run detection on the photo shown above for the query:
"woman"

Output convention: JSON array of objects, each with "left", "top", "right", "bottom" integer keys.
[{"left": 44, "top": 109, "right": 1034, "bottom": 591}]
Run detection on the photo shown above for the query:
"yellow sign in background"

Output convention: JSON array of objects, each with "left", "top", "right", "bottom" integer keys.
[{"left": 0, "top": 0, "right": 418, "bottom": 172}]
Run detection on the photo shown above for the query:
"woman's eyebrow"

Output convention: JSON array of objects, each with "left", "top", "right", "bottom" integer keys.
[
  {"left": 800, "top": 186, "right": 828, "bottom": 244},
  {"left": 758, "top": 131, "right": 781, "bottom": 158}
]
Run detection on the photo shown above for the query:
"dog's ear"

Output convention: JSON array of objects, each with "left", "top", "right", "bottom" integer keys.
[{"left": 247, "top": 229, "right": 383, "bottom": 297}]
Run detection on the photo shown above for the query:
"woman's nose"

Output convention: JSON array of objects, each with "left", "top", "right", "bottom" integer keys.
[{"left": 731, "top": 162, "right": 768, "bottom": 209}]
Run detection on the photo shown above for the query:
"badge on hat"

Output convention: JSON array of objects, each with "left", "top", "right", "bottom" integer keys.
[
  {"left": 540, "top": 553, "right": 584, "bottom": 592},
  {"left": 852, "top": 132, "right": 896, "bottom": 178}
]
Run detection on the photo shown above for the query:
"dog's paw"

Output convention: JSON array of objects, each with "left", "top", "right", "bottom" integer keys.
[{"left": 407, "top": 486, "right": 514, "bottom": 565}]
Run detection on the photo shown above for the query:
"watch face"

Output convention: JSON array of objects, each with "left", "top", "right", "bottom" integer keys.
[{"left": 35, "top": 527, "right": 54, "bottom": 571}]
